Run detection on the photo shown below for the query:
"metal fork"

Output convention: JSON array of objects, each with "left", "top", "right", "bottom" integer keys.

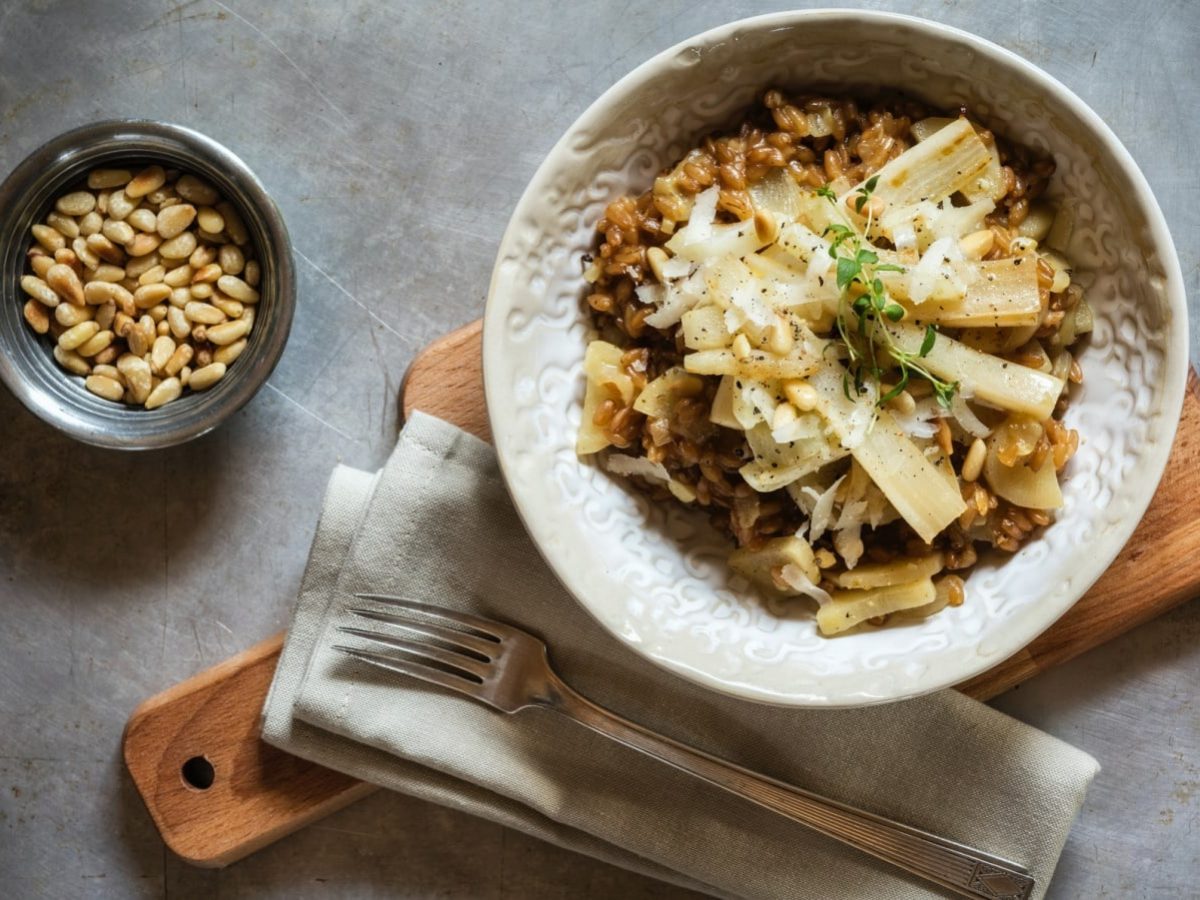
[{"left": 335, "top": 594, "right": 1034, "bottom": 900}]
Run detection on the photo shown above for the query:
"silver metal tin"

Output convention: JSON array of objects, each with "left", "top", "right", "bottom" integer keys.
[{"left": 0, "top": 120, "right": 295, "bottom": 449}]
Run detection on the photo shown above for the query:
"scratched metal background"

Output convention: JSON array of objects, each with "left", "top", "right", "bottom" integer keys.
[{"left": 0, "top": 1, "right": 1196, "bottom": 898}]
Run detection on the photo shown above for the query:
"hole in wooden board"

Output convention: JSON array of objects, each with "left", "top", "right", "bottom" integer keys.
[{"left": 181, "top": 755, "right": 215, "bottom": 791}]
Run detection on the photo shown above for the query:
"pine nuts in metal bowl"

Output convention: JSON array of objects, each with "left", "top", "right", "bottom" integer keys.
[{"left": 0, "top": 121, "right": 295, "bottom": 449}]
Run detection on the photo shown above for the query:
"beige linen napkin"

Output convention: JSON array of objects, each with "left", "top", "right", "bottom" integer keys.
[{"left": 261, "top": 411, "right": 1098, "bottom": 899}]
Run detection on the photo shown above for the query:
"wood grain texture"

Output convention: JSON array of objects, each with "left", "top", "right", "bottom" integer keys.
[{"left": 123, "top": 322, "right": 1200, "bottom": 868}]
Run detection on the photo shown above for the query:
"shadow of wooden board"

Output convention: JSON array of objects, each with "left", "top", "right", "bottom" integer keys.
[{"left": 123, "top": 318, "right": 1200, "bottom": 867}]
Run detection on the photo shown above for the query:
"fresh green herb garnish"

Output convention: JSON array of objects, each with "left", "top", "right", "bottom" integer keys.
[{"left": 820, "top": 179, "right": 958, "bottom": 409}]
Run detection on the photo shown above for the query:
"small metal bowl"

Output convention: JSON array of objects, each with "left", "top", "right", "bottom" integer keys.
[{"left": 0, "top": 120, "right": 295, "bottom": 449}]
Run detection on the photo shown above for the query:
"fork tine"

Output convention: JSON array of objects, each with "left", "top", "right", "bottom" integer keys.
[
  {"left": 334, "top": 645, "right": 486, "bottom": 698},
  {"left": 345, "top": 607, "right": 498, "bottom": 659},
  {"left": 353, "top": 593, "right": 513, "bottom": 641},
  {"left": 337, "top": 626, "right": 491, "bottom": 680}
]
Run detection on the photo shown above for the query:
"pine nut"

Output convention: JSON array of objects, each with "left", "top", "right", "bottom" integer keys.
[
  {"left": 212, "top": 338, "right": 246, "bottom": 366},
  {"left": 114, "top": 313, "right": 134, "bottom": 337},
  {"left": 167, "top": 306, "right": 191, "bottom": 339},
  {"left": 32, "top": 224, "right": 65, "bottom": 253},
  {"left": 118, "top": 355, "right": 153, "bottom": 403},
  {"left": 151, "top": 335, "right": 176, "bottom": 373},
  {"left": 21, "top": 275, "right": 60, "bottom": 308},
  {"left": 148, "top": 188, "right": 177, "bottom": 206},
  {"left": 962, "top": 438, "right": 987, "bottom": 482},
  {"left": 54, "top": 247, "right": 82, "bottom": 273},
  {"left": 188, "top": 362, "right": 226, "bottom": 391},
  {"left": 107, "top": 189, "right": 136, "bottom": 220},
  {"left": 216, "top": 201, "right": 248, "bottom": 245},
  {"left": 217, "top": 274, "right": 258, "bottom": 303},
  {"left": 169, "top": 287, "right": 191, "bottom": 308},
  {"left": 72, "top": 237, "right": 100, "bottom": 270},
  {"left": 144, "top": 377, "right": 182, "bottom": 410},
  {"left": 888, "top": 389, "right": 917, "bottom": 415},
  {"left": 193, "top": 345, "right": 212, "bottom": 367},
  {"left": 732, "top": 333, "right": 752, "bottom": 359},
  {"left": 210, "top": 295, "right": 243, "bottom": 318},
  {"left": 125, "top": 165, "right": 166, "bottom": 199},
  {"left": 56, "top": 302, "right": 94, "bottom": 327},
  {"left": 163, "top": 264, "right": 194, "bottom": 287},
  {"left": 138, "top": 264, "right": 166, "bottom": 285},
  {"left": 94, "top": 302, "right": 116, "bottom": 331},
  {"left": 30, "top": 254, "right": 54, "bottom": 279},
  {"left": 783, "top": 379, "right": 819, "bottom": 412},
  {"left": 188, "top": 244, "right": 216, "bottom": 269},
  {"left": 125, "top": 208, "right": 154, "bottom": 232},
  {"left": 76, "top": 329, "right": 114, "bottom": 357},
  {"left": 156, "top": 319, "right": 170, "bottom": 336},
  {"left": 78, "top": 211, "right": 103, "bottom": 236},
  {"left": 47, "top": 212, "right": 79, "bottom": 239},
  {"left": 175, "top": 175, "right": 219, "bottom": 205},
  {"left": 133, "top": 284, "right": 172, "bottom": 309},
  {"left": 90, "top": 263, "right": 126, "bottom": 283},
  {"left": 88, "top": 169, "right": 132, "bottom": 190},
  {"left": 218, "top": 244, "right": 244, "bottom": 275},
  {"left": 205, "top": 317, "right": 250, "bottom": 346},
  {"left": 127, "top": 232, "right": 162, "bottom": 257},
  {"left": 91, "top": 364, "right": 121, "bottom": 381},
  {"left": 179, "top": 366, "right": 192, "bottom": 387},
  {"left": 58, "top": 320, "right": 99, "bottom": 351},
  {"left": 127, "top": 319, "right": 152, "bottom": 357},
  {"left": 191, "top": 262, "right": 222, "bottom": 284},
  {"left": 185, "top": 301, "right": 224, "bottom": 325},
  {"left": 53, "top": 345, "right": 90, "bottom": 375},
  {"left": 56, "top": 191, "right": 96, "bottom": 216},
  {"left": 959, "top": 229, "right": 996, "bottom": 260},
  {"left": 147, "top": 303, "right": 168, "bottom": 322},
  {"left": 163, "top": 342, "right": 193, "bottom": 376},
  {"left": 243, "top": 260, "right": 260, "bottom": 287},
  {"left": 195, "top": 206, "right": 224, "bottom": 234},
  {"left": 96, "top": 190, "right": 110, "bottom": 215},
  {"left": 84, "top": 280, "right": 132, "bottom": 307},
  {"left": 86, "top": 233, "right": 125, "bottom": 265},
  {"left": 23, "top": 300, "right": 50, "bottom": 333},
  {"left": 102, "top": 219, "right": 135, "bottom": 246},
  {"left": 46, "top": 264, "right": 85, "bottom": 305},
  {"left": 159, "top": 231, "right": 196, "bottom": 260},
  {"left": 85, "top": 374, "right": 124, "bottom": 401},
  {"left": 156, "top": 204, "right": 196, "bottom": 239}
]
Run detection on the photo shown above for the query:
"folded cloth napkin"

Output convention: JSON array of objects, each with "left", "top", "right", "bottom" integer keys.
[{"left": 262, "top": 411, "right": 1099, "bottom": 900}]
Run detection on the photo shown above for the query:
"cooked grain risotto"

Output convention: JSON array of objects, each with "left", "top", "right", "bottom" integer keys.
[{"left": 576, "top": 90, "right": 1089, "bottom": 636}]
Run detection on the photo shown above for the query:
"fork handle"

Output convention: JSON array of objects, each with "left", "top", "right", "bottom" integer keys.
[{"left": 546, "top": 681, "right": 1033, "bottom": 900}]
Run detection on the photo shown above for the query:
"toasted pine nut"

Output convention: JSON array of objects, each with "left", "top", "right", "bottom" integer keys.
[
  {"left": 144, "top": 376, "right": 182, "bottom": 409},
  {"left": 72, "top": 237, "right": 100, "bottom": 270},
  {"left": 125, "top": 165, "right": 166, "bottom": 199},
  {"left": 133, "top": 284, "right": 172, "bottom": 309},
  {"left": 76, "top": 329, "right": 114, "bottom": 358},
  {"left": 89, "top": 264, "right": 123, "bottom": 284},
  {"left": 179, "top": 365, "right": 192, "bottom": 387},
  {"left": 125, "top": 209, "right": 153, "bottom": 233},
  {"left": 21, "top": 275, "right": 60, "bottom": 308},
  {"left": 163, "top": 342, "right": 193, "bottom": 376},
  {"left": 212, "top": 338, "right": 246, "bottom": 366},
  {"left": 30, "top": 254, "right": 54, "bottom": 279},
  {"left": 163, "top": 264, "right": 194, "bottom": 287},
  {"left": 962, "top": 437, "right": 987, "bottom": 482},
  {"left": 124, "top": 251, "right": 160, "bottom": 279},
  {"left": 156, "top": 203, "right": 196, "bottom": 239},
  {"left": 23, "top": 300, "right": 50, "bottom": 333},
  {"left": 188, "top": 362, "right": 226, "bottom": 391},
  {"left": 176, "top": 174, "right": 219, "bottom": 205},
  {"left": 78, "top": 210, "right": 103, "bottom": 236},
  {"left": 96, "top": 190, "right": 109, "bottom": 215},
  {"left": 191, "top": 324, "right": 207, "bottom": 343},
  {"left": 119, "top": 355, "right": 153, "bottom": 402},
  {"left": 936, "top": 417, "right": 953, "bottom": 457},
  {"left": 94, "top": 302, "right": 116, "bottom": 332},
  {"left": 88, "top": 169, "right": 131, "bottom": 190},
  {"left": 767, "top": 315, "right": 793, "bottom": 355},
  {"left": 147, "top": 303, "right": 168, "bottom": 323},
  {"left": 184, "top": 301, "right": 224, "bottom": 325},
  {"left": 166, "top": 306, "right": 191, "bottom": 339},
  {"left": 84, "top": 280, "right": 133, "bottom": 308},
  {"left": 187, "top": 243, "right": 215, "bottom": 268},
  {"left": 53, "top": 247, "right": 81, "bottom": 273},
  {"left": 159, "top": 231, "right": 196, "bottom": 260},
  {"left": 646, "top": 247, "right": 669, "bottom": 283},
  {"left": 216, "top": 274, "right": 259, "bottom": 303},
  {"left": 127, "top": 320, "right": 153, "bottom": 357},
  {"left": 58, "top": 320, "right": 100, "bottom": 351},
  {"left": 55, "top": 302, "right": 94, "bottom": 327},
  {"left": 97, "top": 348, "right": 120, "bottom": 367},
  {"left": 731, "top": 333, "right": 752, "bottom": 359},
  {"left": 959, "top": 229, "right": 995, "bottom": 260},
  {"left": 151, "top": 335, "right": 176, "bottom": 373},
  {"left": 47, "top": 211, "right": 79, "bottom": 239},
  {"left": 753, "top": 208, "right": 778, "bottom": 243},
  {"left": 189, "top": 282, "right": 214, "bottom": 299},
  {"left": 193, "top": 345, "right": 212, "bottom": 367},
  {"left": 137, "top": 264, "right": 166, "bottom": 286},
  {"left": 148, "top": 188, "right": 177, "bottom": 206},
  {"left": 85, "top": 374, "right": 124, "bottom": 401},
  {"left": 102, "top": 219, "right": 135, "bottom": 246},
  {"left": 56, "top": 191, "right": 96, "bottom": 217},
  {"left": 243, "top": 260, "right": 260, "bottom": 287},
  {"left": 169, "top": 287, "right": 191, "bottom": 308},
  {"left": 783, "top": 379, "right": 818, "bottom": 411},
  {"left": 46, "top": 264, "right": 85, "bottom": 305},
  {"left": 218, "top": 244, "right": 244, "bottom": 275},
  {"left": 107, "top": 189, "right": 135, "bottom": 220},
  {"left": 210, "top": 295, "right": 243, "bottom": 318},
  {"left": 215, "top": 201, "right": 248, "bottom": 246},
  {"left": 888, "top": 388, "right": 916, "bottom": 416},
  {"left": 205, "top": 317, "right": 250, "bottom": 346},
  {"left": 53, "top": 344, "right": 90, "bottom": 375},
  {"left": 771, "top": 401, "right": 798, "bottom": 432},
  {"left": 86, "top": 233, "right": 125, "bottom": 265},
  {"left": 191, "top": 262, "right": 222, "bottom": 284},
  {"left": 114, "top": 313, "right": 135, "bottom": 337},
  {"left": 127, "top": 232, "right": 162, "bottom": 257},
  {"left": 91, "top": 364, "right": 121, "bottom": 381},
  {"left": 32, "top": 224, "right": 66, "bottom": 253}
]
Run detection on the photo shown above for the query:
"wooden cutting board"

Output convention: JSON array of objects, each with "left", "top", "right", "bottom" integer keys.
[{"left": 123, "top": 318, "right": 1200, "bottom": 867}]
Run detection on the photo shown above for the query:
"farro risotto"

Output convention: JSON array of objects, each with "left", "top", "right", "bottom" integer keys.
[{"left": 576, "top": 90, "right": 1090, "bottom": 636}]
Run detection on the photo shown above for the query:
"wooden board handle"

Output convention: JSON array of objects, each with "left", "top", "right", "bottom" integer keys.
[{"left": 123, "top": 320, "right": 1200, "bottom": 868}]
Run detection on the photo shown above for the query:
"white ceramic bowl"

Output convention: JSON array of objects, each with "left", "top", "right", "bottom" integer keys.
[{"left": 482, "top": 11, "right": 1188, "bottom": 706}]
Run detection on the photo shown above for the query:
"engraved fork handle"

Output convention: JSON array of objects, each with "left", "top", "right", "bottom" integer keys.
[{"left": 545, "top": 677, "right": 1034, "bottom": 900}]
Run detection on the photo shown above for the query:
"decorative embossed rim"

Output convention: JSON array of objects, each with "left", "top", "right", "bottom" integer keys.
[{"left": 483, "top": 10, "right": 1188, "bottom": 706}]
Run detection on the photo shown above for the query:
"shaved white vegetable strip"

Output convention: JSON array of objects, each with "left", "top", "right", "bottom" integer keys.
[
  {"left": 748, "top": 168, "right": 805, "bottom": 221},
  {"left": 910, "top": 116, "right": 1006, "bottom": 203},
  {"left": 684, "top": 348, "right": 820, "bottom": 380},
  {"left": 849, "top": 117, "right": 991, "bottom": 210},
  {"left": 831, "top": 553, "right": 944, "bottom": 590},
  {"left": 817, "top": 579, "right": 937, "bottom": 635},
  {"left": 809, "top": 364, "right": 967, "bottom": 543},
  {"left": 906, "top": 257, "right": 1042, "bottom": 327},
  {"left": 887, "top": 324, "right": 1064, "bottom": 419},
  {"left": 667, "top": 217, "right": 772, "bottom": 262}
]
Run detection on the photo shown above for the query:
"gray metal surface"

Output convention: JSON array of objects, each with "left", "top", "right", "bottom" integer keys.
[{"left": 0, "top": 1, "right": 1195, "bottom": 898}]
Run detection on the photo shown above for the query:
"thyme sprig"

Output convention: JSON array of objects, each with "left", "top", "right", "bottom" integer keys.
[{"left": 817, "top": 178, "right": 958, "bottom": 409}]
